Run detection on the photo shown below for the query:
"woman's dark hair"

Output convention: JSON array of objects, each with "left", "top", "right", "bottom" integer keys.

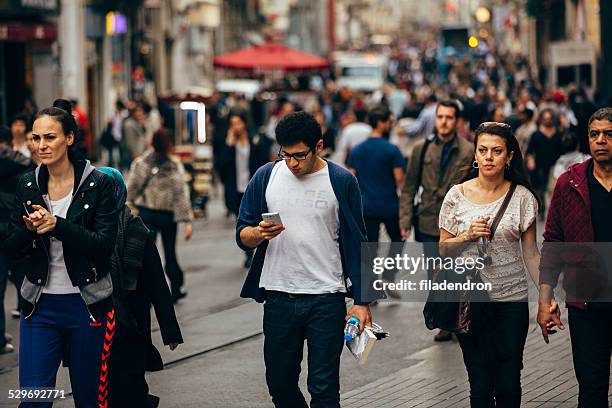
[
  {"left": 228, "top": 109, "right": 249, "bottom": 128},
  {"left": 34, "top": 98, "right": 79, "bottom": 159},
  {"left": 461, "top": 121, "right": 540, "bottom": 207},
  {"left": 152, "top": 128, "right": 173, "bottom": 156},
  {"left": 275, "top": 111, "right": 322, "bottom": 150},
  {"left": 35, "top": 99, "right": 77, "bottom": 136},
  {"left": 354, "top": 108, "right": 368, "bottom": 123},
  {"left": 11, "top": 113, "right": 30, "bottom": 127},
  {"left": 537, "top": 108, "right": 556, "bottom": 125},
  {"left": 561, "top": 131, "right": 580, "bottom": 154}
]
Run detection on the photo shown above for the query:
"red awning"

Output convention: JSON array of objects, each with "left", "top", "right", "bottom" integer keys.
[
  {"left": 213, "top": 43, "right": 329, "bottom": 71},
  {"left": 0, "top": 22, "right": 57, "bottom": 43}
]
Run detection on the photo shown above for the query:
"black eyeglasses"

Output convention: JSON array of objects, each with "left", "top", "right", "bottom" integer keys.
[{"left": 278, "top": 148, "right": 313, "bottom": 161}]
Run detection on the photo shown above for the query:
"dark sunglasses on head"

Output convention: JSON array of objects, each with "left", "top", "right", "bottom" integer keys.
[{"left": 480, "top": 121, "right": 511, "bottom": 129}]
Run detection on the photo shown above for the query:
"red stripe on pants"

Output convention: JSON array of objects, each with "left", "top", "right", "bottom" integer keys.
[{"left": 97, "top": 309, "right": 115, "bottom": 408}]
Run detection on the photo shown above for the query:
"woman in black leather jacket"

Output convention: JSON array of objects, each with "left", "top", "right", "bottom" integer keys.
[{"left": 5, "top": 99, "right": 118, "bottom": 408}]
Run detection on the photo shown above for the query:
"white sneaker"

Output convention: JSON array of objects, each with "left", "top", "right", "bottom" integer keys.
[{"left": 0, "top": 343, "right": 14, "bottom": 354}]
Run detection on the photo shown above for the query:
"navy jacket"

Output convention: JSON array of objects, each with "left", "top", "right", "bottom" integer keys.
[{"left": 236, "top": 160, "right": 382, "bottom": 305}]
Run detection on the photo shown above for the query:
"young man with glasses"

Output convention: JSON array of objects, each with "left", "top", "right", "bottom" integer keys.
[{"left": 236, "top": 111, "right": 378, "bottom": 408}]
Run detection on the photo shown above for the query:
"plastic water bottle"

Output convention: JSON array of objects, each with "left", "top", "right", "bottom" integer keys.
[{"left": 344, "top": 317, "right": 360, "bottom": 341}]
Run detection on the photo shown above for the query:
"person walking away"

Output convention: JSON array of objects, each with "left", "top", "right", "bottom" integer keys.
[
  {"left": 438, "top": 122, "right": 542, "bottom": 407},
  {"left": 11, "top": 114, "right": 31, "bottom": 158},
  {"left": 97, "top": 167, "right": 183, "bottom": 408},
  {"left": 396, "top": 94, "right": 437, "bottom": 141},
  {"left": 126, "top": 128, "right": 193, "bottom": 303},
  {"left": 110, "top": 100, "right": 128, "bottom": 168},
  {"left": 335, "top": 108, "right": 371, "bottom": 165},
  {"left": 399, "top": 100, "right": 473, "bottom": 341},
  {"left": 546, "top": 132, "right": 590, "bottom": 207},
  {"left": 4, "top": 99, "right": 119, "bottom": 407},
  {"left": 218, "top": 110, "right": 270, "bottom": 268},
  {"left": 348, "top": 106, "right": 404, "bottom": 296},
  {"left": 0, "top": 126, "right": 33, "bottom": 353},
  {"left": 515, "top": 106, "right": 536, "bottom": 157},
  {"left": 525, "top": 108, "right": 563, "bottom": 216},
  {"left": 538, "top": 107, "right": 612, "bottom": 408},
  {"left": 237, "top": 111, "right": 379, "bottom": 408},
  {"left": 122, "top": 104, "right": 147, "bottom": 171}
]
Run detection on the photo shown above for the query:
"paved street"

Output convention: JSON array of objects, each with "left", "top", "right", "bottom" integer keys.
[{"left": 0, "top": 195, "right": 607, "bottom": 407}]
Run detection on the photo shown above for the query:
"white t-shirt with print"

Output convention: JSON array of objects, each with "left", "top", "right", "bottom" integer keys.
[{"left": 259, "top": 161, "right": 346, "bottom": 294}]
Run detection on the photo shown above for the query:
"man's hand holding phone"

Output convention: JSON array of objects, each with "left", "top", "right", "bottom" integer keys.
[
  {"left": 258, "top": 212, "right": 284, "bottom": 241},
  {"left": 258, "top": 220, "right": 284, "bottom": 241}
]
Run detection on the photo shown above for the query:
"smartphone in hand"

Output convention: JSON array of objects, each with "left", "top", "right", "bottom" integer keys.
[{"left": 261, "top": 212, "right": 283, "bottom": 226}]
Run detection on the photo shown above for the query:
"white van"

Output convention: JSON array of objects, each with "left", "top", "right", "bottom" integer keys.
[{"left": 333, "top": 52, "right": 388, "bottom": 92}]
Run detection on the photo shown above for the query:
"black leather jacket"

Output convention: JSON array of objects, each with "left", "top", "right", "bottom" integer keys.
[{"left": 5, "top": 158, "right": 118, "bottom": 319}]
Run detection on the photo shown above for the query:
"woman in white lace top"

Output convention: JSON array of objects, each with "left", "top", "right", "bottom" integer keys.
[{"left": 437, "top": 122, "right": 553, "bottom": 408}]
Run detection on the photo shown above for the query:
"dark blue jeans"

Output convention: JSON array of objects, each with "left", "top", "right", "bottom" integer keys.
[
  {"left": 19, "top": 294, "right": 111, "bottom": 408},
  {"left": 568, "top": 304, "right": 612, "bottom": 408},
  {"left": 457, "top": 302, "right": 529, "bottom": 408},
  {"left": 263, "top": 291, "right": 346, "bottom": 408}
]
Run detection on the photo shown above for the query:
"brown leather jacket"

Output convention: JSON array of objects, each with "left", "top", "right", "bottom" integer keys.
[{"left": 399, "top": 135, "right": 474, "bottom": 236}]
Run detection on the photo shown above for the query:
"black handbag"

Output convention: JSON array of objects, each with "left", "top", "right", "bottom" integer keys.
[{"left": 423, "top": 183, "right": 517, "bottom": 334}]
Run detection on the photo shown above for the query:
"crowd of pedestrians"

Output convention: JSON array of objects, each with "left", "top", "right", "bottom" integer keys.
[{"left": 0, "top": 31, "right": 611, "bottom": 408}]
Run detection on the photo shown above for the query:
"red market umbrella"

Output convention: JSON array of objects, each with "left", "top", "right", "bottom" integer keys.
[{"left": 213, "top": 43, "right": 329, "bottom": 71}]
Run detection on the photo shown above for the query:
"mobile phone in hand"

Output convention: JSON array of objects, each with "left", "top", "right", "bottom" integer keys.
[{"left": 261, "top": 212, "right": 283, "bottom": 226}]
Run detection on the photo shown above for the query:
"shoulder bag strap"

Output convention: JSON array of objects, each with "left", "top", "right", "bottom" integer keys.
[
  {"left": 415, "top": 138, "right": 432, "bottom": 190},
  {"left": 134, "top": 166, "right": 158, "bottom": 203},
  {"left": 489, "top": 182, "right": 517, "bottom": 241}
]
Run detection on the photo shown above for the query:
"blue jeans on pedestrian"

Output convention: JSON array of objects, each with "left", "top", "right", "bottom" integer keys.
[
  {"left": 19, "top": 294, "right": 111, "bottom": 408},
  {"left": 0, "top": 251, "right": 8, "bottom": 347},
  {"left": 263, "top": 291, "right": 346, "bottom": 408}
]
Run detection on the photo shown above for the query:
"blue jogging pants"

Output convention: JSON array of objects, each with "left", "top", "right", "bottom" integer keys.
[{"left": 19, "top": 294, "right": 115, "bottom": 407}]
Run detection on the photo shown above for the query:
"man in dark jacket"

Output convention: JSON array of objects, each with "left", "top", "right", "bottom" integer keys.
[
  {"left": 0, "top": 125, "right": 33, "bottom": 354},
  {"left": 399, "top": 100, "right": 473, "bottom": 342},
  {"left": 98, "top": 167, "right": 183, "bottom": 408},
  {"left": 538, "top": 107, "right": 612, "bottom": 407}
]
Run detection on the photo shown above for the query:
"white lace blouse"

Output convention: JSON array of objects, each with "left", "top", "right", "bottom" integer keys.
[{"left": 439, "top": 184, "right": 539, "bottom": 301}]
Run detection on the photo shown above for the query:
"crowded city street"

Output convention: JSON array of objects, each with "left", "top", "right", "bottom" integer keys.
[
  {"left": 0, "top": 202, "right": 583, "bottom": 407},
  {"left": 1, "top": 0, "right": 612, "bottom": 407}
]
